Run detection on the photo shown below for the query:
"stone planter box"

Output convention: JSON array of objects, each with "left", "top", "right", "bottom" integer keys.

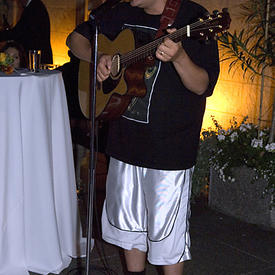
[{"left": 208, "top": 166, "right": 275, "bottom": 229}]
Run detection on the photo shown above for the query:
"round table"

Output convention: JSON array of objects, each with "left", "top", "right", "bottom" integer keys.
[{"left": 0, "top": 70, "right": 86, "bottom": 275}]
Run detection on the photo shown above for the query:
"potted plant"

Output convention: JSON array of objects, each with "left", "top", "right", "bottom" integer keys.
[
  {"left": 192, "top": 116, "right": 275, "bottom": 228},
  {"left": 191, "top": 0, "right": 275, "bottom": 228}
]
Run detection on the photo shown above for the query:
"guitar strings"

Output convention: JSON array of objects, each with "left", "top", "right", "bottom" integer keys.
[
  {"left": 121, "top": 20, "right": 202, "bottom": 64},
  {"left": 120, "top": 15, "right": 222, "bottom": 66},
  {"left": 122, "top": 17, "right": 215, "bottom": 64}
]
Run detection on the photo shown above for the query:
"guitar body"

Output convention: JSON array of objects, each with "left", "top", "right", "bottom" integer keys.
[{"left": 78, "top": 29, "right": 148, "bottom": 120}]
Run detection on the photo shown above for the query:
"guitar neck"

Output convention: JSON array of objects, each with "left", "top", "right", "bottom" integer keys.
[
  {"left": 119, "top": 10, "right": 228, "bottom": 67},
  {"left": 119, "top": 19, "right": 208, "bottom": 66},
  {"left": 120, "top": 27, "right": 187, "bottom": 67}
]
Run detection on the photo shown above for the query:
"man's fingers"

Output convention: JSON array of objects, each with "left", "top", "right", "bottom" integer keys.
[{"left": 97, "top": 55, "right": 112, "bottom": 82}]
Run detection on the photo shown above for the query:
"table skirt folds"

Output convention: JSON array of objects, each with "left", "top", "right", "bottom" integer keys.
[{"left": 0, "top": 72, "right": 87, "bottom": 275}]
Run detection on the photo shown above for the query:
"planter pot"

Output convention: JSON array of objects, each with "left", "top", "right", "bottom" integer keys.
[{"left": 208, "top": 166, "right": 275, "bottom": 229}]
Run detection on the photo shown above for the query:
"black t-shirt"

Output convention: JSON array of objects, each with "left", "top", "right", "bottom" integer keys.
[{"left": 75, "top": 0, "right": 220, "bottom": 170}]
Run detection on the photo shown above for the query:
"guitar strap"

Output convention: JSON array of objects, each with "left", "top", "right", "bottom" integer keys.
[{"left": 155, "top": 0, "right": 182, "bottom": 38}]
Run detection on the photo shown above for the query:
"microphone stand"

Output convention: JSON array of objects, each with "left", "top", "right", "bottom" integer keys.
[
  {"left": 84, "top": 1, "right": 122, "bottom": 274},
  {"left": 85, "top": 15, "right": 98, "bottom": 275}
]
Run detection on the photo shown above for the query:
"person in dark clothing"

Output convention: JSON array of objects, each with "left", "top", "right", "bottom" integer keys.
[{"left": 0, "top": 0, "right": 53, "bottom": 64}]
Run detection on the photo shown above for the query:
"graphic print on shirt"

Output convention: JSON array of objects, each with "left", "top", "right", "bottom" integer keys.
[{"left": 122, "top": 24, "right": 161, "bottom": 124}]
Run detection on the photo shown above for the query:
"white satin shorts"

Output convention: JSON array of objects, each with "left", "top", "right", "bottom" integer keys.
[{"left": 101, "top": 157, "right": 193, "bottom": 265}]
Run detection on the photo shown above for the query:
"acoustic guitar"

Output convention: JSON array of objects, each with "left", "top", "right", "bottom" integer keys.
[{"left": 78, "top": 8, "right": 231, "bottom": 120}]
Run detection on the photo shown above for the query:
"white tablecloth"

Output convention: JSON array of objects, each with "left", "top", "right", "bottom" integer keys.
[{"left": 0, "top": 70, "right": 86, "bottom": 275}]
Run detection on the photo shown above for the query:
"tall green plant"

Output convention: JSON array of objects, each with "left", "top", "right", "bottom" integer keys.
[{"left": 218, "top": 0, "right": 275, "bottom": 141}]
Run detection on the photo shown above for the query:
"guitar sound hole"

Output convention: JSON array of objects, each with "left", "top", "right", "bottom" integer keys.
[{"left": 111, "top": 54, "right": 121, "bottom": 78}]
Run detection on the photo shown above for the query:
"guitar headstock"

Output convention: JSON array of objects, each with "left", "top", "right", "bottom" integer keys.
[{"left": 193, "top": 8, "right": 231, "bottom": 40}]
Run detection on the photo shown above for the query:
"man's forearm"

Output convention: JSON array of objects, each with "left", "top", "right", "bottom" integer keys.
[
  {"left": 173, "top": 49, "right": 209, "bottom": 95},
  {"left": 66, "top": 31, "right": 92, "bottom": 62}
]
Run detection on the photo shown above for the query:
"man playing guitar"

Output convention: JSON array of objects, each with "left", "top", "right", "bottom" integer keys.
[{"left": 67, "top": 0, "right": 223, "bottom": 274}]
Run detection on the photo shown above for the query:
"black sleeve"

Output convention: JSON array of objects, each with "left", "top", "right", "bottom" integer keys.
[
  {"left": 176, "top": 1, "right": 220, "bottom": 97},
  {"left": 74, "top": 21, "right": 95, "bottom": 42},
  {"left": 197, "top": 39, "right": 220, "bottom": 97}
]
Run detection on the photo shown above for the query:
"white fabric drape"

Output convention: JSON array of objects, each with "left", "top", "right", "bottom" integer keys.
[{"left": 0, "top": 71, "right": 86, "bottom": 275}]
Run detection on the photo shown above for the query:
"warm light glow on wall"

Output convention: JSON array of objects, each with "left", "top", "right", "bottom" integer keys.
[
  {"left": 201, "top": 61, "right": 274, "bottom": 131},
  {"left": 50, "top": 29, "right": 72, "bottom": 67},
  {"left": 202, "top": 83, "right": 233, "bottom": 131},
  {"left": 54, "top": 56, "right": 70, "bottom": 67},
  {"left": 52, "top": 47, "right": 70, "bottom": 67}
]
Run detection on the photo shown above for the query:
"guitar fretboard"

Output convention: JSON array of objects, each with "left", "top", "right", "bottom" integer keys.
[{"left": 119, "top": 16, "right": 221, "bottom": 67}]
